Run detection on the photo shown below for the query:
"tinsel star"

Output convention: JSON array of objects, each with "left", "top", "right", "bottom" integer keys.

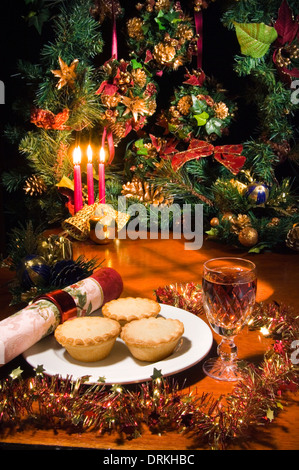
[
  {"left": 51, "top": 57, "right": 79, "bottom": 90},
  {"left": 9, "top": 366, "right": 23, "bottom": 380},
  {"left": 34, "top": 364, "right": 46, "bottom": 376},
  {"left": 151, "top": 368, "right": 163, "bottom": 380}
]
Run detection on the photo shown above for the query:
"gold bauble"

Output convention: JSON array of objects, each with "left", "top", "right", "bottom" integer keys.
[
  {"left": 210, "top": 217, "right": 219, "bottom": 227},
  {"left": 222, "top": 212, "right": 235, "bottom": 223},
  {"left": 238, "top": 227, "right": 258, "bottom": 247},
  {"left": 89, "top": 216, "right": 116, "bottom": 245}
]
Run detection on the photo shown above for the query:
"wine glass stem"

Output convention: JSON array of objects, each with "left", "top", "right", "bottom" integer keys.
[{"left": 217, "top": 338, "right": 237, "bottom": 363}]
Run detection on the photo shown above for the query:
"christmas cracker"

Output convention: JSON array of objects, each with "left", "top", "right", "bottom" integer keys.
[{"left": 0, "top": 268, "right": 123, "bottom": 365}]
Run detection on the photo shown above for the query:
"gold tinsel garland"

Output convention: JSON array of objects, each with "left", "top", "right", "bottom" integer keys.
[{"left": 0, "top": 294, "right": 298, "bottom": 450}]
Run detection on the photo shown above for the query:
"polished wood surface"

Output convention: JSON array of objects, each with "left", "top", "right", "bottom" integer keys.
[{"left": 0, "top": 235, "right": 299, "bottom": 450}]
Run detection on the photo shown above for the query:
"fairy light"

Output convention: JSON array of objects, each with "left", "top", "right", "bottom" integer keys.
[{"left": 260, "top": 326, "right": 270, "bottom": 336}]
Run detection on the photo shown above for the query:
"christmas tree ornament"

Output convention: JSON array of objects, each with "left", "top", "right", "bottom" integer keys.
[
  {"left": 23, "top": 175, "right": 47, "bottom": 196},
  {"left": 30, "top": 108, "right": 70, "bottom": 130},
  {"left": 267, "top": 217, "right": 280, "bottom": 228},
  {"left": 62, "top": 203, "right": 98, "bottom": 241},
  {"left": 238, "top": 227, "right": 259, "bottom": 247},
  {"left": 126, "top": 1, "right": 195, "bottom": 74},
  {"left": 272, "top": 1, "right": 299, "bottom": 81},
  {"left": 285, "top": 224, "right": 299, "bottom": 251},
  {"left": 233, "top": 21, "right": 278, "bottom": 59},
  {"left": 158, "top": 71, "right": 236, "bottom": 142},
  {"left": 36, "top": 234, "right": 73, "bottom": 266},
  {"left": 96, "top": 58, "right": 158, "bottom": 151},
  {"left": 51, "top": 57, "right": 79, "bottom": 90},
  {"left": 121, "top": 177, "right": 173, "bottom": 207},
  {"left": 230, "top": 214, "right": 251, "bottom": 234},
  {"left": 17, "top": 255, "right": 51, "bottom": 290},
  {"left": 49, "top": 260, "right": 86, "bottom": 287},
  {"left": 155, "top": 282, "right": 203, "bottom": 316},
  {"left": 222, "top": 212, "right": 235, "bottom": 222},
  {"left": 90, "top": 0, "right": 122, "bottom": 24},
  {"left": 210, "top": 217, "right": 219, "bottom": 227},
  {"left": 89, "top": 215, "right": 116, "bottom": 245},
  {"left": 246, "top": 182, "right": 270, "bottom": 205}
]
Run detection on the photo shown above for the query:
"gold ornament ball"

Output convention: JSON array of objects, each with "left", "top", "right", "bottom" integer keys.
[
  {"left": 222, "top": 212, "right": 235, "bottom": 223},
  {"left": 210, "top": 217, "right": 219, "bottom": 227},
  {"left": 89, "top": 216, "right": 116, "bottom": 245},
  {"left": 238, "top": 227, "right": 258, "bottom": 247}
]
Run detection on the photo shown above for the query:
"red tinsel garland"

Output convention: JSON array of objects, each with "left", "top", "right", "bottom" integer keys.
[{"left": 0, "top": 291, "right": 298, "bottom": 449}]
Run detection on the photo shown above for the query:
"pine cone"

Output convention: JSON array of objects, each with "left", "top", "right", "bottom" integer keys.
[
  {"left": 214, "top": 102, "right": 229, "bottom": 119},
  {"left": 230, "top": 214, "right": 251, "bottom": 234},
  {"left": 155, "top": 0, "right": 171, "bottom": 11},
  {"left": 132, "top": 68, "right": 147, "bottom": 88},
  {"left": 109, "top": 122, "right": 127, "bottom": 139},
  {"left": 177, "top": 95, "right": 193, "bottom": 115},
  {"left": 50, "top": 260, "right": 86, "bottom": 288},
  {"left": 101, "top": 94, "right": 120, "bottom": 108},
  {"left": 121, "top": 177, "right": 173, "bottom": 207},
  {"left": 153, "top": 43, "right": 176, "bottom": 66},
  {"left": 24, "top": 175, "right": 47, "bottom": 196},
  {"left": 269, "top": 140, "right": 291, "bottom": 163},
  {"left": 127, "top": 17, "right": 144, "bottom": 40},
  {"left": 177, "top": 24, "right": 194, "bottom": 41},
  {"left": 286, "top": 225, "right": 299, "bottom": 251}
]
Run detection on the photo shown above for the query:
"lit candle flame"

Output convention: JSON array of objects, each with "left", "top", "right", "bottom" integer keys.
[
  {"left": 73, "top": 146, "right": 82, "bottom": 165},
  {"left": 99, "top": 147, "right": 106, "bottom": 164},
  {"left": 87, "top": 144, "right": 93, "bottom": 163}
]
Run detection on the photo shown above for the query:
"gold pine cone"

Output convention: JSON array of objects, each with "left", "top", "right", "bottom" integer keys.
[
  {"left": 101, "top": 94, "right": 120, "bottom": 108},
  {"left": 214, "top": 102, "right": 229, "bottom": 119},
  {"left": 109, "top": 122, "right": 127, "bottom": 138},
  {"left": 127, "top": 17, "right": 144, "bottom": 40},
  {"left": 177, "top": 95, "right": 193, "bottom": 115},
  {"left": 153, "top": 43, "right": 176, "bottom": 66},
  {"left": 230, "top": 214, "right": 251, "bottom": 234},
  {"left": 132, "top": 68, "right": 147, "bottom": 88},
  {"left": 24, "top": 175, "right": 47, "bottom": 196},
  {"left": 121, "top": 177, "right": 173, "bottom": 207},
  {"left": 155, "top": 0, "right": 171, "bottom": 11},
  {"left": 177, "top": 24, "right": 194, "bottom": 41}
]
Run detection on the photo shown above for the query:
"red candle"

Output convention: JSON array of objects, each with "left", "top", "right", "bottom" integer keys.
[
  {"left": 99, "top": 147, "right": 106, "bottom": 204},
  {"left": 73, "top": 146, "right": 83, "bottom": 213},
  {"left": 87, "top": 145, "right": 94, "bottom": 205}
]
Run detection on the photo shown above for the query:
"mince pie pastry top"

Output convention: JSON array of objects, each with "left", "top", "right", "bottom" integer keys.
[
  {"left": 120, "top": 316, "right": 184, "bottom": 362},
  {"left": 102, "top": 297, "right": 161, "bottom": 325},
  {"left": 54, "top": 316, "right": 121, "bottom": 362}
]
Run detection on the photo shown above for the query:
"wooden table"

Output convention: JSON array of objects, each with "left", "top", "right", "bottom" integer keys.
[{"left": 0, "top": 236, "right": 298, "bottom": 451}]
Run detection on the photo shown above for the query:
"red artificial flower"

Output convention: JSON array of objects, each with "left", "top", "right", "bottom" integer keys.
[
  {"left": 31, "top": 108, "right": 70, "bottom": 130},
  {"left": 273, "top": 0, "right": 299, "bottom": 82}
]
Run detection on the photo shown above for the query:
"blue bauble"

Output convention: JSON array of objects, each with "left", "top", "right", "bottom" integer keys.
[
  {"left": 17, "top": 255, "right": 51, "bottom": 289},
  {"left": 246, "top": 182, "right": 270, "bottom": 205}
]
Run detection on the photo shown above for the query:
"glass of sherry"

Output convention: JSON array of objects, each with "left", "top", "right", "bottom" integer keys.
[{"left": 202, "top": 257, "right": 257, "bottom": 381}]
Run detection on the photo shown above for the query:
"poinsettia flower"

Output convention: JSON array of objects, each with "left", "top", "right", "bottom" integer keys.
[
  {"left": 272, "top": 0, "right": 299, "bottom": 81},
  {"left": 183, "top": 69, "right": 206, "bottom": 86},
  {"left": 95, "top": 81, "right": 118, "bottom": 96}
]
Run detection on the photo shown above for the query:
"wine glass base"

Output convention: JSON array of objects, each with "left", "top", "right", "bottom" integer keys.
[{"left": 203, "top": 356, "right": 244, "bottom": 382}]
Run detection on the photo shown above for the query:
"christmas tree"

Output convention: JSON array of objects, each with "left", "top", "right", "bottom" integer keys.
[{"left": 2, "top": 0, "right": 299, "bottom": 254}]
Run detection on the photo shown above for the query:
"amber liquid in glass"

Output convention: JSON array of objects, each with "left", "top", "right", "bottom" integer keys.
[{"left": 202, "top": 267, "right": 257, "bottom": 338}]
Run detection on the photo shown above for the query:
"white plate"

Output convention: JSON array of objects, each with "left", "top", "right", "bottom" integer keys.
[{"left": 23, "top": 304, "right": 213, "bottom": 384}]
